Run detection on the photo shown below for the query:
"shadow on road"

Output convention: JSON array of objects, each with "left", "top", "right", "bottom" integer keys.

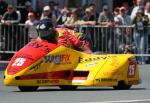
[{"left": 12, "top": 87, "right": 146, "bottom": 92}]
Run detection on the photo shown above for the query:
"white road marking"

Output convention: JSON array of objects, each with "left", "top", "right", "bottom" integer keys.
[{"left": 82, "top": 99, "right": 150, "bottom": 103}]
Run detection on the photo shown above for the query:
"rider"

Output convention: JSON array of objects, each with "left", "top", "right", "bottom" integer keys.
[
  {"left": 36, "top": 18, "right": 92, "bottom": 54},
  {"left": 36, "top": 18, "right": 57, "bottom": 43}
]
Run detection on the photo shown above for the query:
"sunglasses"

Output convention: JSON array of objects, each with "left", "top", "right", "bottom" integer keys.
[
  {"left": 44, "top": 10, "right": 50, "bottom": 12},
  {"left": 104, "top": 9, "right": 108, "bottom": 11},
  {"left": 8, "top": 7, "right": 13, "bottom": 10}
]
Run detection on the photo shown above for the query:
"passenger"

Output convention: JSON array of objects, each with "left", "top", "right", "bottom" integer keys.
[{"left": 36, "top": 18, "right": 92, "bottom": 54}]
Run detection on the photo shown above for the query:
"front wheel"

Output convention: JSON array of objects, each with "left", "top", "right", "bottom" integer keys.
[
  {"left": 18, "top": 86, "right": 39, "bottom": 92},
  {"left": 59, "top": 85, "right": 78, "bottom": 90},
  {"left": 113, "top": 81, "right": 132, "bottom": 90}
]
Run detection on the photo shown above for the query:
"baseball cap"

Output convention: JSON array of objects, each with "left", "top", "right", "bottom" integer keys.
[
  {"left": 43, "top": 6, "right": 50, "bottom": 11},
  {"left": 120, "top": 6, "right": 126, "bottom": 11},
  {"left": 28, "top": 12, "right": 35, "bottom": 17},
  {"left": 85, "top": 8, "right": 91, "bottom": 12},
  {"left": 103, "top": 5, "right": 109, "bottom": 10}
]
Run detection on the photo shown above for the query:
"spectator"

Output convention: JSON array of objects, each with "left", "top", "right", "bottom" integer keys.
[
  {"left": 115, "top": 6, "right": 132, "bottom": 53},
  {"left": 48, "top": 1, "right": 55, "bottom": 11},
  {"left": 126, "top": 0, "right": 136, "bottom": 15},
  {"left": 57, "top": 5, "right": 70, "bottom": 25},
  {"left": 1, "top": 5, "right": 20, "bottom": 26},
  {"left": 53, "top": 3, "right": 61, "bottom": 18},
  {"left": 98, "top": 5, "right": 114, "bottom": 53},
  {"left": 83, "top": 8, "right": 95, "bottom": 21},
  {"left": 118, "top": 33, "right": 136, "bottom": 54},
  {"left": 17, "top": 1, "right": 36, "bottom": 23},
  {"left": 145, "top": 2, "right": 150, "bottom": 63},
  {"left": 130, "top": 0, "right": 144, "bottom": 21},
  {"left": 64, "top": 9, "right": 80, "bottom": 29},
  {"left": 36, "top": 0, "right": 43, "bottom": 18},
  {"left": 25, "top": 12, "right": 39, "bottom": 40},
  {"left": 114, "top": 7, "right": 120, "bottom": 25},
  {"left": 113, "top": 7, "right": 122, "bottom": 53},
  {"left": 40, "top": 5, "right": 57, "bottom": 27},
  {"left": 122, "top": 2, "right": 131, "bottom": 15},
  {"left": 145, "top": 2, "right": 150, "bottom": 21},
  {"left": 132, "top": 7, "right": 149, "bottom": 64},
  {"left": 79, "top": 7, "right": 96, "bottom": 26},
  {"left": 1, "top": 4, "right": 21, "bottom": 51},
  {"left": 98, "top": 5, "right": 114, "bottom": 26},
  {"left": 61, "top": 5, "right": 70, "bottom": 16},
  {"left": 114, "top": 7, "right": 120, "bottom": 16},
  {"left": 25, "top": 1, "right": 36, "bottom": 21},
  {"left": 117, "top": 7, "right": 131, "bottom": 25},
  {"left": 89, "top": 3, "right": 99, "bottom": 22},
  {"left": 76, "top": 5, "right": 85, "bottom": 20},
  {"left": 0, "top": 0, "right": 8, "bottom": 20}
]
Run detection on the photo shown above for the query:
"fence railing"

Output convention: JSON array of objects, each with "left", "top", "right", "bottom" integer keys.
[
  {"left": 79, "top": 25, "right": 150, "bottom": 55},
  {"left": 0, "top": 23, "right": 29, "bottom": 53},
  {"left": 0, "top": 24, "right": 150, "bottom": 56}
]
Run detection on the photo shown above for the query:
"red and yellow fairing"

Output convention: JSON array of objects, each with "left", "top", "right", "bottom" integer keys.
[{"left": 4, "top": 38, "right": 140, "bottom": 87}]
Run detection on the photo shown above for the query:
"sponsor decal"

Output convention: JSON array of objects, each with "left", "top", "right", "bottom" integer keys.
[
  {"left": 79, "top": 56, "right": 117, "bottom": 63},
  {"left": 15, "top": 54, "right": 34, "bottom": 61},
  {"left": 128, "top": 62, "right": 136, "bottom": 78},
  {"left": 44, "top": 54, "right": 71, "bottom": 64},
  {"left": 86, "top": 62, "right": 98, "bottom": 67},
  {"left": 128, "top": 80, "right": 139, "bottom": 85},
  {"left": 26, "top": 41, "right": 51, "bottom": 53},
  {"left": 29, "top": 60, "right": 43, "bottom": 71},
  {"left": 12, "top": 58, "right": 26, "bottom": 66},
  {"left": 96, "top": 78, "right": 117, "bottom": 82},
  {"left": 79, "top": 56, "right": 107, "bottom": 63},
  {"left": 37, "top": 80, "right": 59, "bottom": 84}
]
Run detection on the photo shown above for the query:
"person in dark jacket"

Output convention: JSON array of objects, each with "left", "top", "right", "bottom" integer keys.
[
  {"left": 1, "top": 5, "right": 21, "bottom": 51},
  {"left": 0, "top": 0, "right": 8, "bottom": 20},
  {"left": 132, "top": 7, "right": 149, "bottom": 64}
]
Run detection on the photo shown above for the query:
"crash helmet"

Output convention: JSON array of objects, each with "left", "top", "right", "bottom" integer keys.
[{"left": 36, "top": 17, "right": 57, "bottom": 41}]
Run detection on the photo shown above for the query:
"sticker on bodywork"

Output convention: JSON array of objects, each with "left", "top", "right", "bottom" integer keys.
[{"left": 128, "top": 62, "right": 136, "bottom": 78}]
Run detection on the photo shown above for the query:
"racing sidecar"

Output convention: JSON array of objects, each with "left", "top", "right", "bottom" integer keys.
[{"left": 4, "top": 39, "right": 140, "bottom": 91}]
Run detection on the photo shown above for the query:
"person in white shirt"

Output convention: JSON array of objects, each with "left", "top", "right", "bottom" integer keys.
[
  {"left": 145, "top": 2, "right": 150, "bottom": 20},
  {"left": 25, "top": 12, "right": 39, "bottom": 39},
  {"left": 114, "top": 7, "right": 132, "bottom": 53},
  {"left": 130, "top": 0, "right": 144, "bottom": 21},
  {"left": 117, "top": 7, "right": 131, "bottom": 25}
]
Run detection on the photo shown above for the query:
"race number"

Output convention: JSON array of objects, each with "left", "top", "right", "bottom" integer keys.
[
  {"left": 12, "top": 58, "right": 26, "bottom": 66},
  {"left": 128, "top": 63, "right": 136, "bottom": 77}
]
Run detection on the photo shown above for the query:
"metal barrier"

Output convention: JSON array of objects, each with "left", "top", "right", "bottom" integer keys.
[
  {"left": 79, "top": 25, "right": 150, "bottom": 54},
  {"left": 0, "top": 24, "right": 150, "bottom": 63},
  {"left": 0, "top": 23, "right": 29, "bottom": 53}
]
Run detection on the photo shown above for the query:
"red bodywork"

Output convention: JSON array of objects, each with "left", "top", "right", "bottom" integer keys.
[{"left": 7, "top": 39, "right": 58, "bottom": 75}]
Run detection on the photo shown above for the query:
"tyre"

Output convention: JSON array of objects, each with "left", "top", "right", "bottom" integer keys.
[
  {"left": 113, "top": 81, "right": 132, "bottom": 90},
  {"left": 18, "top": 86, "right": 39, "bottom": 92},
  {"left": 59, "top": 85, "right": 78, "bottom": 90}
]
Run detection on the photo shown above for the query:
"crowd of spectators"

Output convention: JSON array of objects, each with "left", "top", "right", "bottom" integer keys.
[{"left": 0, "top": 0, "right": 150, "bottom": 64}]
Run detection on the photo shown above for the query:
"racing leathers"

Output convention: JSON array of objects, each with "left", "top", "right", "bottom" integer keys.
[{"left": 56, "top": 28, "right": 92, "bottom": 54}]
